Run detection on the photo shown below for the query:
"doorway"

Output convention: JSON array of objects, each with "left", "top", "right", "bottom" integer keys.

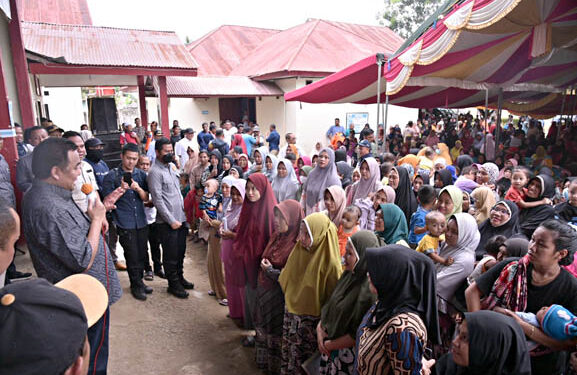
[{"left": 218, "top": 97, "right": 256, "bottom": 124}]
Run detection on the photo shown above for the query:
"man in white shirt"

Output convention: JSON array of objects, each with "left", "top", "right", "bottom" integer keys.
[
  {"left": 221, "top": 120, "right": 237, "bottom": 148},
  {"left": 63, "top": 131, "right": 99, "bottom": 213},
  {"left": 175, "top": 128, "right": 198, "bottom": 171}
]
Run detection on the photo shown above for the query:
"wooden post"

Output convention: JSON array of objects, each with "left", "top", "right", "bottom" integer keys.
[
  {"left": 8, "top": 0, "right": 35, "bottom": 127},
  {"left": 137, "top": 75, "right": 148, "bottom": 129},
  {"left": 158, "top": 76, "right": 169, "bottom": 136}
]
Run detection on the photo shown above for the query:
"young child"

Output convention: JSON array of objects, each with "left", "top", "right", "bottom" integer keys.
[
  {"left": 555, "top": 179, "right": 577, "bottom": 225},
  {"left": 417, "top": 147, "right": 435, "bottom": 177},
  {"left": 467, "top": 235, "right": 506, "bottom": 284},
  {"left": 337, "top": 205, "right": 361, "bottom": 257},
  {"left": 454, "top": 166, "right": 479, "bottom": 194},
  {"left": 513, "top": 304, "right": 577, "bottom": 351},
  {"left": 180, "top": 172, "right": 190, "bottom": 199},
  {"left": 356, "top": 187, "right": 389, "bottom": 231},
  {"left": 408, "top": 185, "right": 437, "bottom": 248},
  {"left": 416, "top": 210, "right": 453, "bottom": 265},
  {"left": 199, "top": 179, "right": 222, "bottom": 222},
  {"left": 506, "top": 166, "right": 550, "bottom": 209}
]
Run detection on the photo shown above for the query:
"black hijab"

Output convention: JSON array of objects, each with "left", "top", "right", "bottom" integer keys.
[
  {"left": 519, "top": 174, "right": 556, "bottom": 238},
  {"left": 334, "top": 148, "right": 347, "bottom": 163},
  {"left": 208, "top": 149, "right": 223, "bottom": 175},
  {"left": 504, "top": 237, "right": 529, "bottom": 257},
  {"left": 475, "top": 200, "right": 520, "bottom": 260},
  {"left": 456, "top": 154, "right": 474, "bottom": 171},
  {"left": 435, "top": 169, "right": 454, "bottom": 188},
  {"left": 220, "top": 154, "right": 234, "bottom": 177},
  {"left": 393, "top": 167, "right": 418, "bottom": 225},
  {"left": 434, "top": 311, "right": 531, "bottom": 375},
  {"left": 336, "top": 161, "right": 354, "bottom": 189},
  {"left": 366, "top": 245, "right": 440, "bottom": 344}
]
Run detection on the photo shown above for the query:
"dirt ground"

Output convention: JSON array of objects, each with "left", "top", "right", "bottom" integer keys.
[{"left": 14, "top": 238, "right": 261, "bottom": 375}]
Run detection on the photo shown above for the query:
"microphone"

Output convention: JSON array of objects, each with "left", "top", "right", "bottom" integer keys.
[{"left": 81, "top": 183, "right": 98, "bottom": 206}]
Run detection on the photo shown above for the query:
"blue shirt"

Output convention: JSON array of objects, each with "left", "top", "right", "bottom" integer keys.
[
  {"left": 84, "top": 158, "right": 109, "bottom": 190},
  {"left": 266, "top": 130, "right": 280, "bottom": 151},
  {"left": 242, "top": 134, "right": 256, "bottom": 156},
  {"left": 326, "top": 125, "right": 345, "bottom": 139},
  {"left": 197, "top": 131, "right": 214, "bottom": 151},
  {"left": 408, "top": 205, "right": 430, "bottom": 245},
  {"left": 101, "top": 167, "right": 149, "bottom": 230}
]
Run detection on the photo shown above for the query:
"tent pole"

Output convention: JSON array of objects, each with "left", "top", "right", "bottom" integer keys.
[
  {"left": 495, "top": 88, "right": 503, "bottom": 157},
  {"left": 558, "top": 88, "right": 567, "bottom": 140},
  {"left": 384, "top": 93, "right": 389, "bottom": 153},
  {"left": 484, "top": 88, "right": 489, "bottom": 158},
  {"left": 376, "top": 56, "right": 382, "bottom": 131}
]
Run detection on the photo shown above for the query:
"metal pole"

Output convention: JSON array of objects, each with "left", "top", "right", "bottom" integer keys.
[
  {"left": 384, "top": 93, "right": 389, "bottom": 153},
  {"left": 376, "top": 56, "right": 382, "bottom": 129},
  {"left": 558, "top": 88, "right": 567, "bottom": 140},
  {"left": 495, "top": 88, "right": 503, "bottom": 157},
  {"left": 484, "top": 88, "right": 489, "bottom": 158}
]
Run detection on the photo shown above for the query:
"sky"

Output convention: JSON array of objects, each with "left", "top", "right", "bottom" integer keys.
[{"left": 87, "top": 0, "right": 385, "bottom": 42}]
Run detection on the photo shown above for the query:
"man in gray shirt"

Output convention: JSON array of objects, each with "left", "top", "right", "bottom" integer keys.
[
  {"left": 147, "top": 137, "right": 194, "bottom": 298},
  {"left": 22, "top": 137, "right": 121, "bottom": 375}
]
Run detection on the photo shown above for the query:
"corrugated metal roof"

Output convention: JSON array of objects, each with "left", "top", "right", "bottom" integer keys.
[
  {"left": 187, "top": 25, "right": 280, "bottom": 76},
  {"left": 167, "top": 76, "right": 283, "bottom": 97},
  {"left": 229, "top": 19, "right": 404, "bottom": 79},
  {"left": 21, "top": 22, "right": 198, "bottom": 69},
  {"left": 17, "top": 0, "right": 92, "bottom": 25}
]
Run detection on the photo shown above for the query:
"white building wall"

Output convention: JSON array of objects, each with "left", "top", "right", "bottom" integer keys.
[
  {"left": 42, "top": 87, "right": 85, "bottom": 131},
  {"left": 168, "top": 97, "right": 219, "bottom": 132},
  {"left": 255, "top": 95, "right": 284, "bottom": 133},
  {"left": 0, "top": 14, "right": 21, "bottom": 125}
]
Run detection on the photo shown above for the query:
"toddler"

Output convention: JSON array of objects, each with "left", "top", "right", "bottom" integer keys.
[
  {"left": 408, "top": 185, "right": 436, "bottom": 247},
  {"left": 356, "top": 187, "right": 388, "bottom": 231},
  {"left": 506, "top": 166, "right": 550, "bottom": 208},
  {"left": 337, "top": 206, "right": 361, "bottom": 257},
  {"left": 417, "top": 147, "right": 435, "bottom": 177},
  {"left": 556, "top": 179, "right": 577, "bottom": 225},
  {"left": 416, "top": 211, "right": 453, "bottom": 265},
  {"left": 514, "top": 304, "right": 577, "bottom": 351},
  {"left": 467, "top": 235, "right": 506, "bottom": 284},
  {"left": 199, "top": 179, "right": 222, "bottom": 222}
]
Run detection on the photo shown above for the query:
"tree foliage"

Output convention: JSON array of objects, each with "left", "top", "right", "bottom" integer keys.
[{"left": 378, "top": 0, "right": 444, "bottom": 39}]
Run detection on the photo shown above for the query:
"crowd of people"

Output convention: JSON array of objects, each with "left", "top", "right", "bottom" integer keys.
[{"left": 1, "top": 112, "right": 577, "bottom": 375}]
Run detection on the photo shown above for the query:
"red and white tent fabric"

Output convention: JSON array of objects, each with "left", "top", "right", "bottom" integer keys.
[{"left": 285, "top": 0, "right": 577, "bottom": 117}]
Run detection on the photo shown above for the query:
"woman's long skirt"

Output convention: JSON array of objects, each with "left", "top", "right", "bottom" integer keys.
[
  {"left": 280, "top": 311, "right": 319, "bottom": 375},
  {"left": 221, "top": 238, "right": 244, "bottom": 320},
  {"left": 255, "top": 282, "right": 285, "bottom": 374},
  {"left": 207, "top": 227, "right": 226, "bottom": 300}
]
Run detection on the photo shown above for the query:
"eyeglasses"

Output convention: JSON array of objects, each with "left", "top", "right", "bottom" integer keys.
[{"left": 491, "top": 206, "right": 510, "bottom": 215}]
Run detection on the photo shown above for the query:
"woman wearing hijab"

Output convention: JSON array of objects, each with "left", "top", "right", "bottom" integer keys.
[
  {"left": 475, "top": 200, "right": 520, "bottom": 260},
  {"left": 279, "top": 213, "right": 343, "bottom": 375},
  {"left": 255, "top": 200, "right": 304, "bottom": 374},
  {"left": 437, "top": 185, "right": 464, "bottom": 220},
  {"left": 433, "top": 310, "right": 531, "bottom": 375},
  {"left": 234, "top": 174, "right": 277, "bottom": 344},
  {"left": 323, "top": 185, "right": 347, "bottom": 228},
  {"left": 355, "top": 245, "right": 440, "bottom": 375},
  {"left": 271, "top": 159, "right": 300, "bottom": 202},
  {"left": 436, "top": 213, "right": 480, "bottom": 314},
  {"left": 346, "top": 157, "right": 381, "bottom": 205},
  {"left": 388, "top": 167, "right": 417, "bottom": 225},
  {"left": 334, "top": 147, "right": 347, "bottom": 163},
  {"left": 218, "top": 154, "right": 234, "bottom": 180},
  {"left": 470, "top": 186, "right": 497, "bottom": 225},
  {"left": 374, "top": 203, "right": 409, "bottom": 247},
  {"left": 479, "top": 162, "right": 499, "bottom": 187},
  {"left": 317, "top": 231, "right": 378, "bottom": 374},
  {"left": 473, "top": 132, "right": 485, "bottom": 153},
  {"left": 434, "top": 169, "right": 454, "bottom": 189},
  {"left": 450, "top": 140, "right": 463, "bottom": 162},
  {"left": 519, "top": 174, "right": 556, "bottom": 238},
  {"left": 336, "top": 161, "right": 354, "bottom": 189},
  {"left": 302, "top": 148, "right": 341, "bottom": 215},
  {"left": 201, "top": 149, "right": 223, "bottom": 186},
  {"left": 246, "top": 146, "right": 269, "bottom": 178},
  {"left": 238, "top": 154, "right": 252, "bottom": 176},
  {"left": 220, "top": 178, "right": 247, "bottom": 322},
  {"left": 264, "top": 154, "right": 278, "bottom": 182}
]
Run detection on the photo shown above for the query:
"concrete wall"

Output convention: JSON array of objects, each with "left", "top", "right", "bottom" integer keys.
[
  {"left": 0, "top": 13, "right": 21, "bottom": 125},
  {"left": 42, "top": 87, "right": 85, "bottom": 131},
  {"left": 168, "top": 97, "right": 219, "bottom": 132}
]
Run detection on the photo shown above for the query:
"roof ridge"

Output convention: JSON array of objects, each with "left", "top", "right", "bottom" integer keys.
[
  {"left": 319, "top": 19, "right": 401, "bottom": 44},
  {"left": 186, "top": 24, "right": 281, "bottom": 50},
  {"left": 21, "top": 21, "right": 179, "bottom": 35},
  {"left": 284, "top": 19, "right": 320, "bottom": 70}
]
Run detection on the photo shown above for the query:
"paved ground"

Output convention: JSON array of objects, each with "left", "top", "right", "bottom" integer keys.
[{"left": 14, "top": 238, "right": 260, "bottom": 375}]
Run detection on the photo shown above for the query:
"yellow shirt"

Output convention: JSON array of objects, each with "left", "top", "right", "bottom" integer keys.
[
  {"left": 416, "top": 234, "right": 444, "bottom": 255},
  {"left": 418, "top": 156, "right": 433, "bottom": 171}
]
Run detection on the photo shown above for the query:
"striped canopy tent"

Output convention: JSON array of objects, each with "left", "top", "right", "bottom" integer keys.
[{"left": 285, "top": 0, "right": 577, "bottom": 119}]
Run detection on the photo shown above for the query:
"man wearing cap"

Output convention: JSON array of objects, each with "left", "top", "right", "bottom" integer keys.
[
  {"left": 147, "top": 137, "right": 193, "bottom": 298},
  {"left": 84, "top": 138, "right": 109, "bottom": 190},
  {"left": 358, "top": 139, "right": 373, "bottom": 162},
  {"left": 21, "top": 137, "right": 121, "bottom": 375},
  {"left": 0, "top": 274, "right": 108, "bottom": 375},
  {"left": 175, "top": 128, "right": 198, "bottom": 171}
]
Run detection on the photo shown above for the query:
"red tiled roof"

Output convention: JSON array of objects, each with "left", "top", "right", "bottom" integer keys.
[
  {"left": 187, "top": 25, "right": 280, "bottom": 76},
  {"left": 229, "top": 19, "right": 404, "bottom": 80},
  {"left": 17, "top": 0, "right": 92, "bottom": 25},
  {"left": 21, "top": 22, "right": 198, "bottom": 69},
  {"left": 167, "top": 76, "right": 283, "bottom": 97}
]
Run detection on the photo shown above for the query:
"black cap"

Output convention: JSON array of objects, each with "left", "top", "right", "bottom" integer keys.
[
  {"left": 183, "top": 128, "right": 194, "bottom": 135},
  {"left": 85, "top": 137, "right": 105, "bottom": 147},
  {"left": 0, "top": 275, "right": 108, "bottom": 375}
]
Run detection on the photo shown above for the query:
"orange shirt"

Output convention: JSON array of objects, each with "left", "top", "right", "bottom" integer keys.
[{"left": 337, "top": 224, "right": 359, "bottom": 257}]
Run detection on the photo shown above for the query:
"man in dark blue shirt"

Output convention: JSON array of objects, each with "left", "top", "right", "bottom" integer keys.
[
  {"left": 197, "top": 122, "right": 214, "bottom": 151},
  {"left": 266, "top": 124, "right": 280, "bottom": 154},
  {"left": 84, "top": 138, "right": 109, "bottom": 190},
  {"left": 102, "top": 143, "right": 150, "bottom": 301}
]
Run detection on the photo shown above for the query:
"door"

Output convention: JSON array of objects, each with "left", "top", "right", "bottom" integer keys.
[{"left": 218, "top": 98, "right": 256, "bottom": 124}]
